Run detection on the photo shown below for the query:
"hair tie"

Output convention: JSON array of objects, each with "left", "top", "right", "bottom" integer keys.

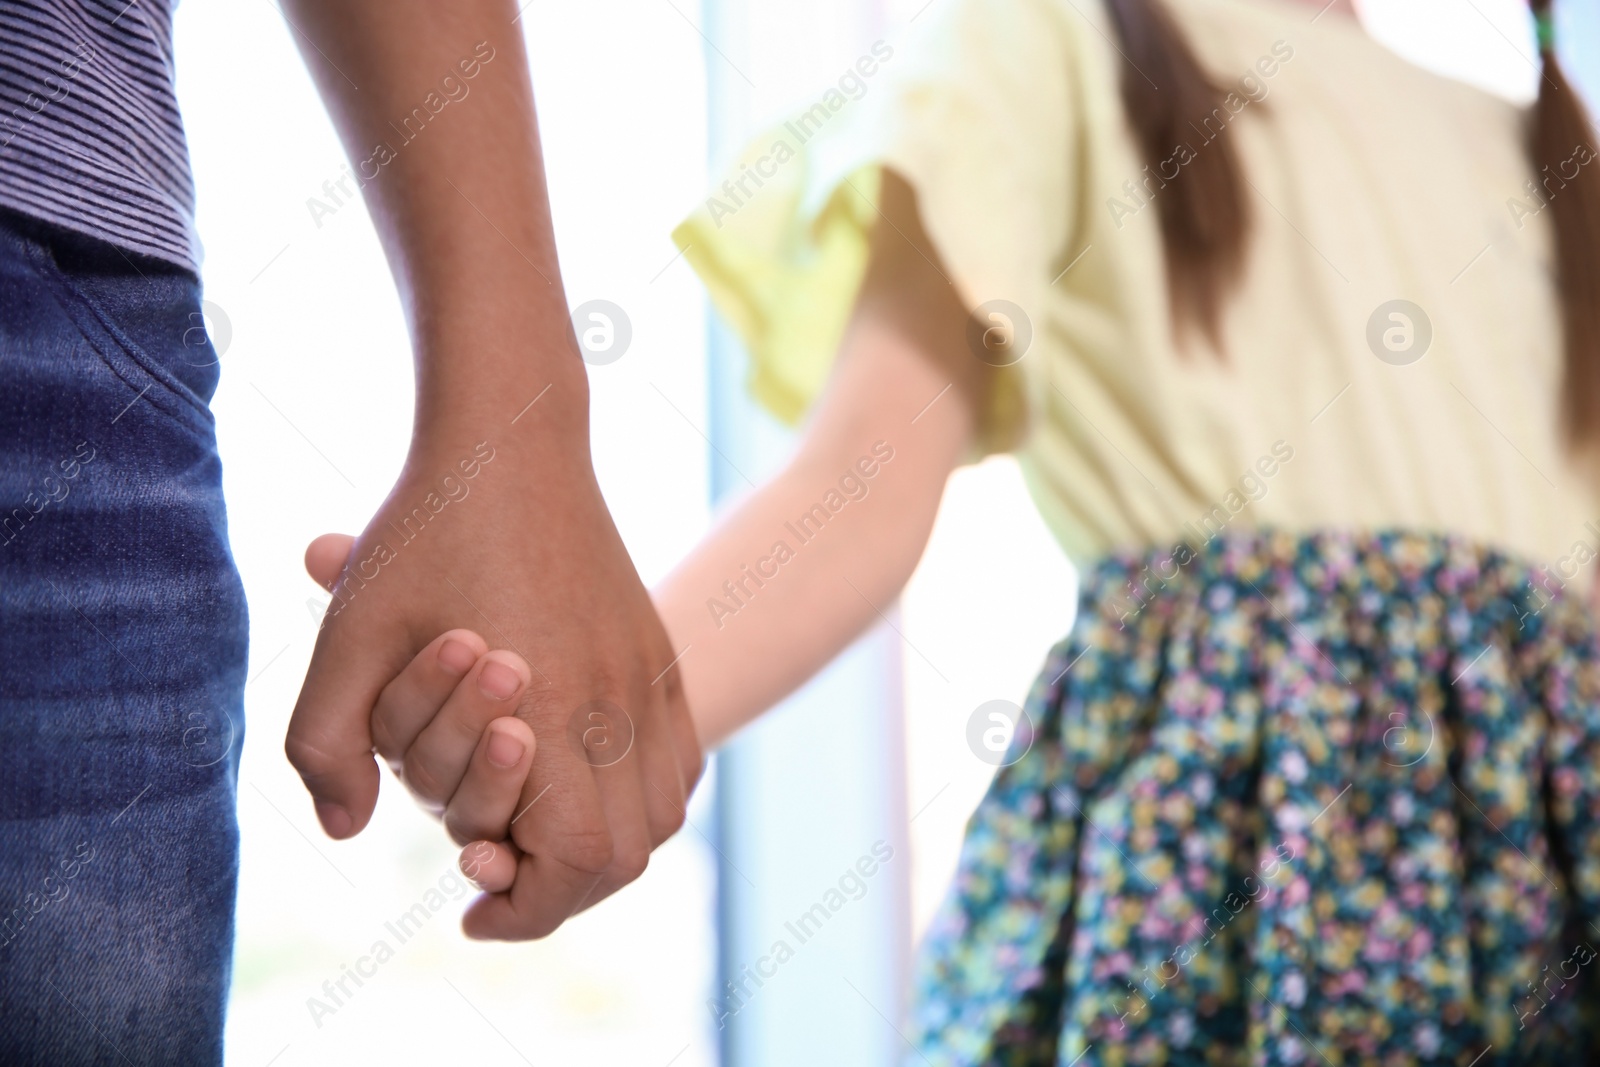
[{"left": 1536, "top": 11, "right": 1557, "bottom": 53}]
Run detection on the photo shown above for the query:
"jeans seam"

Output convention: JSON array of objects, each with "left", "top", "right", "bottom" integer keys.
[{"left": 20, "top": 238, "right": 216, "bottom": 434}]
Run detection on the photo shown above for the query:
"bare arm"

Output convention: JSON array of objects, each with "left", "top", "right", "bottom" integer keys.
[
  {"left": 278, "top": 1, "right": 570, "bottom": 423},
  {"left": 293, "top": 170, "right": 997, "bottom": 906},
  {"left": 280, "top": 0, "right": 702, "bottom": 941},
  {"left": 657, "top": 172, "right": 989, "bottom": 747}
]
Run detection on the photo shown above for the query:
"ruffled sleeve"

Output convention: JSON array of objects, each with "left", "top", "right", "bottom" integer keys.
[{"left": 671, "top": 0, "right": 1083, "bottom": 457}]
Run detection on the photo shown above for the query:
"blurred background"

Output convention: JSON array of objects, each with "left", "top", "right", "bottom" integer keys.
[{"left": 171, "top": 0, "right": 1595, "bottom": 1063}]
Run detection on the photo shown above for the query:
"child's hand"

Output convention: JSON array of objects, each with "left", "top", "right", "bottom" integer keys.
[
  {"left": 458, "top": 838, "right": 519, "bottom": 895},
  {"left": 368, "top": 630, "right": 537, "bottom": 847},
  {"left": 304, "top": 536, "right": 535, "bottom": 850},
  {"left": 348, "top": 634, "right": 534, "bottom": 900},
  {"left": 369, "top": 635, "right": 532, "bottom": 898}
]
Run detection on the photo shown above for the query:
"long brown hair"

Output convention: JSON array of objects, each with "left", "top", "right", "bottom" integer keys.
[{"left": 1103, "top": 0, "right": 1600, "bottom": 450}]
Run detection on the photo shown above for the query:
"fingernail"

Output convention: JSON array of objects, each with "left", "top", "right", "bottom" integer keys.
[
  {"left": 438, "top": 638, "right": 477, "bottom": 676},
  {"left": 486, "top": 727, "right": 526, "bottom": 768},
  {"left": 315, "top": 800, "right": 352, "bottom": 838},
  {"left": 478, "top": 661, "right": 523, "bottom": 701}
]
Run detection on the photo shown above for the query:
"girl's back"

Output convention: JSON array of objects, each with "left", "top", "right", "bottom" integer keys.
[{"left": 673, "top": 0, "right": 1600, "bottom": 1061}]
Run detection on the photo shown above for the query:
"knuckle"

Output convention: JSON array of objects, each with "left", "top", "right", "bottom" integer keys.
[
  {"left": 444, "top": 703, "right": 491, "bottom": 743},
  {"left": 553, "top": 826, "right": 614, "bottom": 877},
  {"left": 441, "top": 812, "right": 476, "bottom": 847},
  {"left": 611, "top": 847, "right": 649, "bottom": 884},
  {"left": 370, "top": 715, "right": 403, "bottom": 761},
  {"left": 650, "top": 803, "right": 686, "bottom": 845},
  {"left": 401, "top": 750, "right": 449, "bottom": 805},
  {"left": 283, "top": 734, "right": 332, "bottom": 778},
  {"left": 645, "top": 787, "right": 686, "bottom": 845}
]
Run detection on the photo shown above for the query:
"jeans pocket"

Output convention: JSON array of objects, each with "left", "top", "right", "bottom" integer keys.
[{"left": 21, "top": 235, "right": 219, "bottom": 435}]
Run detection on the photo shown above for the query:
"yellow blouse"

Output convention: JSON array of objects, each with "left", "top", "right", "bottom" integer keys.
[{"left": 673, "top": 0, "right": 1596, "bottom": 574}]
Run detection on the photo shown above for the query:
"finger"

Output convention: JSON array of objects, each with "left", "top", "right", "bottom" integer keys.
[
  {"left": 576, "top": 739, "right": 653, "bottom": 911},
  {"left": 461, "top": 852, "right": 538, "bottom": 939},
  {"left": 444, "top": 716, "right": 536, "bottom": 845},
  {"left": 304, "top": 532, "right": 356, "bottom": 591},
  {"left": 463, "top": 848, "right": 613, "bottom": 941},
  {"left": 534, "top": 696, "right": 653, "bottom": 920},
  {"left": 667, "top": 672, "right": 707, "bottom": 795},
  {"left": 657, "top": 661, "right": 706, "bottom": 827},
  {"left": 650, "top": 637, "right": 705, "bottom": 797},
  {"left": 474, "top": 699, "right": 616, "bottom": 939},
  {"left": 402, "top": 651, "right": 531, "bottom": 809},
  {"left": 286, "top": 622, "right": 396, "bottom": 839},
  {"left": 284, "top": 687, "right": 384, "bottom": 838},
  {"left": 370, "top": 629, "right": 488, "bottom": 763},
  {"left": 634, "top": 682, "right": 690, "bottom": 849},
  {"left": 565, "top": 675, "right": 702, "bottom": 918},
  {"left": 459, "top": 839, "right": 519, "bottom": 895},
  {"left": 462, "top": 845, "right": 617, "bottom": 941},
  {"left": 289, "top": 543, "right": 426, "bottom": 837}
]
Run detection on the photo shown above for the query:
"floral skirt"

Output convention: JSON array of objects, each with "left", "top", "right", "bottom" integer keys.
[{"left": 910, "top": 529, "right": 1600, "bottom": 1066}]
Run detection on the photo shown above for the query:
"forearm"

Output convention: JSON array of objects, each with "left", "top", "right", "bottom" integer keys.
[
  {"left": 281, "top": 0, "right": 582, "bottom": 439},
  {"left": 280, "top": 4, "right": 705, "bottom": 928},
  {"left": 654, "top": 313, "right": 972, "bottom": 749}
]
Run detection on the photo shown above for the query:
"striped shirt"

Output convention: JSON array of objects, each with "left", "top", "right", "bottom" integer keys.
[{"left": 0, "top": 0, "right": 198, "bottom": 272}]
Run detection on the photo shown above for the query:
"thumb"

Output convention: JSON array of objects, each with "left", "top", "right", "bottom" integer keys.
[
  {"left": 286, "top": 534, "right": 398, "bottom": 839},
  {"left": 305, "top": 532, "right": 357, "bottom": 591}
]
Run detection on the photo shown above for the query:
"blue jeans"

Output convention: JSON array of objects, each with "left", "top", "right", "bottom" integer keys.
[{"left": 0, "top": 209, "right": 247, "bottom": 1064}]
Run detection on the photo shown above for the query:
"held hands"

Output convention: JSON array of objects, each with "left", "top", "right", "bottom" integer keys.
[
  {"left": 294, "top": 516, "right": 702, "bottom": 940},
  {"left": 275, "top": 0, "right": 706, "bottom": 940}
]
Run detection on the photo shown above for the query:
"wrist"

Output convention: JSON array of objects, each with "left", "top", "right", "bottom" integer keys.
[{"left": 409, "top": 308, "right": 591, "bottom": 456}]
